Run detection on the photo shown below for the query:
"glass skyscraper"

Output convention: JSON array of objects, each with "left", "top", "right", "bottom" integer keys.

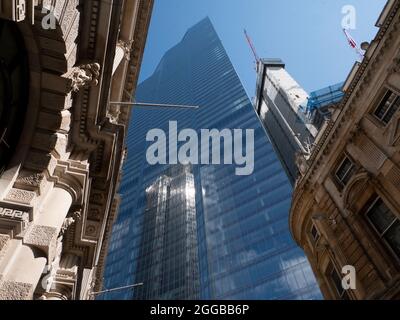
[{"left": 101, "top": 17, "right": 322, "bottom": 300}]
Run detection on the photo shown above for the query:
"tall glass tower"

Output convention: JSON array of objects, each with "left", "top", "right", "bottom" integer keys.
[{"left": 101, "top": 17, "right": 322, "bottom": 300}]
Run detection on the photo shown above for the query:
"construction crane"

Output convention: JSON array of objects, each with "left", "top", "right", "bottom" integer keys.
[{"left": 244, "top": 29, "right": 260, "bottom": 71}]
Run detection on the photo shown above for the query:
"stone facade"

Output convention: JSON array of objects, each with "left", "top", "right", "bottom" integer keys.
[
  {"left": 0, "top": 0, "right": 153, "bottom": 300},
  {"left": 290, "top": 0, "right": 400, "bottom": 300}
]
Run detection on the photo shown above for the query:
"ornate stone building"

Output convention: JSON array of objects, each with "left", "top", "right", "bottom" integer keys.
[
  {"left": 0, "top": 0, "right": 153, "bottom": 299},
  {"left": 290, "top": 0, "right": 400, "bottom": 300}
]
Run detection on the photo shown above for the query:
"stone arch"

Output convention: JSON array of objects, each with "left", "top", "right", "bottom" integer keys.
[
  {"left": 342, "top": 171, "right": 371, "bottom": 212},
  {"left": 0, "top": 1, "right": 83, "bottom": 206},
  {"left": 0, "top": 18, "right": 30, "bottom": 198}
]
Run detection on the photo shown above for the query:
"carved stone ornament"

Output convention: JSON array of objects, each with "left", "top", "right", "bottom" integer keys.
[
  {"left": 117, "top": 39, "right": 134, "bottom": 61},
  {"left": 5, "top": 189, "right": 35, "bottom": 205},
  {"left": 64, "top": 63, "right": 101, "bottom": 92},
  {"left": 60, "top": 211, "right": 81, "bottom": 236},
  {"left": 16, "top": 173, "right": 45, "bottom": 188},
  {"left": 60, "top": 217, "right": 75, "bottom": 236},
  {"left": 388, "top": 56, "right": 400, "bottom": 74}
]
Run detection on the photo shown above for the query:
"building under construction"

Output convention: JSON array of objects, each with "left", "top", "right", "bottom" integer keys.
[
  {"left": 306, "top": 83, "right": 345, "bottom": 130},
  {"left": 254, "top": 58, "right": 318, "bottom": 185}
]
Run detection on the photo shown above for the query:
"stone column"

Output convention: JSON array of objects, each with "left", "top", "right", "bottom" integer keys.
[
  {"left": 0, "top": 241, "right": 47, "bottom": 300},
  {"left": 37, "top": 187, "right": 73, "bottom": 231},
  {"left": 112, "top": 40, "right": 133, "bottom": 75},
  {"left": 41, "top": 253, "right": 79, "bottom": 300},
  {"left": 0, "top": 187, "right": 73, "bottom": 299},
  {"left": 112, "top": 46, "right": 125, "bottom": 75},
  {"left": 24, "top": 187, "right": 72, "bottom": 263}
]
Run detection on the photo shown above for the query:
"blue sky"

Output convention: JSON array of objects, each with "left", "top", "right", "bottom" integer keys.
[{"left": 138, "top": 0, "right": 387, "bottom": 98}]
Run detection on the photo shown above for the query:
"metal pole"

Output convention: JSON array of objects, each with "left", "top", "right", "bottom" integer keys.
[
  {"left": 109, "top": 102, "right": 199, "bottom": 109},
  {"left": 90, "top": 282, "right": 144, "bottom": 296}
]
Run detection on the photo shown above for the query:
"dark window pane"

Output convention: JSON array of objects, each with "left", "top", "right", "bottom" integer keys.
[
  {"left": 342, "top": 291, "right": 350, "bottom": 300},
  {"left": 367, "top": 199, "right": 396, "bottom": 234},
  {"left": 374, "top": 90, "right": 400, "bottom": 124},
  {"left": 336, "top": 159, "right": 351, "bottom": 179},
  {"left": 375, "top": 91, "right": 395, "bottom": 119},
  {"left": 341, "top": 164, "right": 356, "bottom": 185},
  {"left": 384, "top": 221, "right": 400, "bottom": 258},
  {"left": 335, "top": 157, "right": 355, "bottom": 186},
  {"left": 383, "top": 97, "right": 400, "bottom": 124},
  {"left": 331, "top": 268, "right": 344, "bottom": 296},
  {"left": 311, "top": 225, "right": 319, "bottom": 241}
]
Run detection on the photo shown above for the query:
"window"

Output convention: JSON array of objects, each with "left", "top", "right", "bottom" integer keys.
[
  {"left": 311, "top": 225, "right": 319, "bottom": 242},
  {"left": 335, "top": 156, "right": 356, "bottom": 187},
  {"left": 366, "top": 197, "right": 400, "bottom": 259},
  {"left": 327, "top": 263, "right": 350, "bottom": 300},
  {"left": 373, "top": 90, "right": 400, "bottom": 124},
  {"left": 330, "top": 267, "right": 350, "bottom": 299}
]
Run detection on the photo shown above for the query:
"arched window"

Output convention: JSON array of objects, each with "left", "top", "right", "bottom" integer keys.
[{"left": 0, "top": 18, "right": 29, "bottom": 174}]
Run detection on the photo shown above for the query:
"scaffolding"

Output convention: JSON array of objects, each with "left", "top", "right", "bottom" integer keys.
[
  {"left": 301, "top": 82, "right": 345, "bottom": 130},
  {"left": 306, "top": 82, "right": 345, "bottom": 113}
]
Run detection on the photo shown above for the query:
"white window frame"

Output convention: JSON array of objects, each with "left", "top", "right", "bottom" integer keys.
[
  {"left": 373, "top": 89, "right": 400, "bottom": 125},
  {"left": 334, "top": 155, "right": 356, "bottom": 187}
]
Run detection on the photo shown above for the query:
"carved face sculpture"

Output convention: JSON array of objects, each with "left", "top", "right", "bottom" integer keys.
[{"left": 0, "top": 18, "right": 29, "bottom": 174}]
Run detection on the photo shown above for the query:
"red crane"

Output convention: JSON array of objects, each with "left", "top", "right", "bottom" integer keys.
[{"left": 244, "top": 29, "right": 260, "bottom": 70}]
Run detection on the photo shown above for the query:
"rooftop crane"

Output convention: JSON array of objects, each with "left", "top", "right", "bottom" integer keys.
[{"left": 244, "top": 29, "right": 260, "bottom": 71}]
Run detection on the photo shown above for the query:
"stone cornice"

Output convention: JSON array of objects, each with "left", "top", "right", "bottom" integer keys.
[{"left": 93, "top": 0, "right": 154, "bottom": 291}]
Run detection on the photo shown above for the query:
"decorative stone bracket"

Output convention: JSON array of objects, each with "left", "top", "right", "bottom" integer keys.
[
  {"left": 117, "top": 39, "right": 134, "bottom": 61},
  {"left": 23, "top": 225, "right": 58, "bottom": 262},
  {"left": 63, "top": 63, "right": 101, "bottom": 93}
]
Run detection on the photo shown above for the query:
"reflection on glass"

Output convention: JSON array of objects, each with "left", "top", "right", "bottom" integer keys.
[{"left": 133, "top": 165, "right": 200, "bottom": 300}]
